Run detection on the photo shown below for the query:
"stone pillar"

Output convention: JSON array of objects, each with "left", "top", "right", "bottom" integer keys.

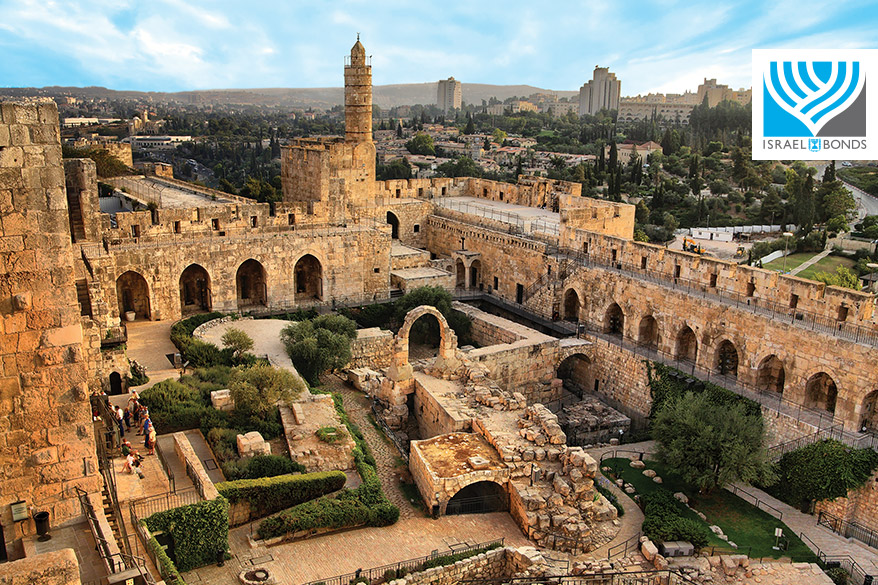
[{"left": 0, "top": 99, "right": 100, "bottom": 547}]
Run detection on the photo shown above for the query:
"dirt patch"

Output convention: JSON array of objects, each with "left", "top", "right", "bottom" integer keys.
[{"left": 416, "top": 433, "right": 505, "bottom": 477}]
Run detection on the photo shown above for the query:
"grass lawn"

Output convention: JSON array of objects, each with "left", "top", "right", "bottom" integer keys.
[
  {"left": 762, "top": 252, "right": 815, "bottom": 273},
  {"left": 796, "top": 254, "right": 856, "bottom": 281},
  {"left": 602, "top": 457, "right": 817, "bottom": 561}
]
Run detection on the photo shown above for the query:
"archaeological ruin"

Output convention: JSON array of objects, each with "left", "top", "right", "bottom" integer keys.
[{"left": 0, "top": 38, "right": 875, "bottom": 585}]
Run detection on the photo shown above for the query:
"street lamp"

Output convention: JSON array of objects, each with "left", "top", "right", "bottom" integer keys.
[{"left": 782, "top": 232, "right": 794, "bottom": 273}]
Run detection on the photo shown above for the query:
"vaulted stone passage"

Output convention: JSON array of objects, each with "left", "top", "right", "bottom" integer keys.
[
  {"left": 236, "top": 259, "right": 267, "bottom": 309},
  {"left": 116, "top": 270, "right": 151, "bottom": 320},
  {"left": 557, "top": 353, "right": 592, "bottom": 396},
  {"left": 638, "top": 315, "right": 658, "bottom": 349},
  {"left": 179, "top": 263, "right": 211, "bottom": 314},
  {"left": 294, "top": 254, "right": 323, "bottom": 300},
  {"left": 445, "top": 480, "right": 508, "bottom": 515},
  {"left": 756, "top": 355, "right": 785, "bottom": 394},
  {"left": 675, "top": 326, "right": 697, "bottom": 363},
  {"left": 716, "top": 340, "right": 739, "bottom": 377},
  {"left": 604, "top": 303, "right": 624, "bottom": 336},
  {"left": 805, "top": 372, "right": 838, "bottom": 413},
  {"left": 563, "top": 288, "right": 580, "bottom": 322}
]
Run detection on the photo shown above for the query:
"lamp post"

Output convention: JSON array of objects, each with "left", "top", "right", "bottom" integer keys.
[{"left": 782, "top": 232, "right": 794, "bottom": 273}]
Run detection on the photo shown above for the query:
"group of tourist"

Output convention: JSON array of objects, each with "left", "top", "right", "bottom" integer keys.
[{"left": 115, "top": 390, "right": 157, "bottom": 477}]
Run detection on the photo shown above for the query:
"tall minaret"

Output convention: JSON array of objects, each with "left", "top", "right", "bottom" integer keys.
[{"left": 345, "top": 35, "right": 373, "bottom": 144}]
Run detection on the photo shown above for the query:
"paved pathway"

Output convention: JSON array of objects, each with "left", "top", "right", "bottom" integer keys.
[
  {"left": 788, "top": 248, "right": 832, "bottom": 276},
  {"left": 125, "top": 319, "right": 179, "bottom": 388}
]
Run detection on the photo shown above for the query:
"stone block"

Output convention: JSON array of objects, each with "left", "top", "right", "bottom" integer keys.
[
  {"left": 237, "top": 431, "right": 270, "bottom": 458},
  {"left": 641, "top": 539, "right": 658, "bottom": 561},
  {"left": 211, "top": 389, "right": 234, "bottom": 411}
]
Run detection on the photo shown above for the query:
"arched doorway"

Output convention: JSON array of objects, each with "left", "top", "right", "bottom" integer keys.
[
  {"left": 557, "top": 353, "right": 592, "bottom": 396},
  {"left": 755, "top": 355, "right": 785, "bottom": 394},
  {"left": 446, "top": 481, "right": 507, "bottom": 515},
  {"left": 675, "top": 326, "right": 697, "bottom": 363},
  {"left": 604, "top": 303, "right": 624, "bottom": 337},
  {"left": 715, "top": 340, "right": 739, "bottom": 377},
  {"left": 861, "top": 390, "right": 878, "bottom": 431},
  {"left": 805, "top": 372, "right": 838, "bottom": 413},
  {"left": 455, "top": 259, "right": 466, "bottom": 288},
  {"left": 294, "top": 254, "right": 323, "bottom": 300},
  {"left": 109, "top": 372, "right": 123, "bottom": 395},
  {"left": 387, "top": 211, "right": 400, "bottom": 239},
  {"left": 406, "top": 311, "right": 442, "bottom": 360},
  {"left": 115, "top": 270, "right": 150, "bottom": 320},
  {"left": 179, "top": 264, "right": 211, "bottom": 314},
  {"left": 563, "top": 289, "right": 580, "bottom": 322},
  {"left": 638, "top": 315, "right": 658, "bottom": 349},
  {"left": 469, "top": 259, "right": 482, "bottom": 290},
  {"left": 236, "top": 259, "right": 267, "bottom": 309}
]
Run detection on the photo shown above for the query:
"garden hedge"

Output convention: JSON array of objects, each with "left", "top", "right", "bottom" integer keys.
[
  {"left": 216, "top": 470, "right": 346, "bottom": 519},
  {"left": 145, "top": 532, "right": 187, "bottom": 585},
  {"left": 640, "top": 491, "right": 709, "bottom": 547},
  {"left": 144, "top": 496, "right": 229, "bottom": 572}
]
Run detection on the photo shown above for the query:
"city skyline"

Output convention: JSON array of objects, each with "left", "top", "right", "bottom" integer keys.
[{"left": 0, "top": 0, "right": 876, "bottom": 97}]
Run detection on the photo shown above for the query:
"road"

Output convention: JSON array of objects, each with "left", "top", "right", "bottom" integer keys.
[{"left": 812, "top": 161, "right": 878, "bottom": 220}]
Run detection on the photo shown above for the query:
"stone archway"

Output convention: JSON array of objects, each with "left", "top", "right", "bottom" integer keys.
[
  {"left": 179, "top": 264, "right": 211, "bottom": 314},
  {"left": 715, "top": 340, "right": 740, "bottom": 378},
  {"left": 109, "top": 371, "right": 123, "bottom": 395},
  {"left": 563, "top": 288, "right": 580, "bottom": 322},
  {"left": 294, "top": 254, "right": 323, "bottom": 300},
  {"left": 805, "top": 372, "right": 838, "bottom": 413},
  {"left": 557, "top": 353, "right": 592, "bottom": 396},
  {"left": 755, "top": 355, "right": 785, "bottom": 394},
  {"left": 675, "top": 326, "right": 697, "bottom": 363},
  {"left": 638, "top": 315, "right": 658, "bottom": 349},
  {"left": 469, "top": 259, "right": 482, "bottom": 290},
  {"left": 236, "top": 259, "right": 267, "bottom": 309},
  {"left": 604, "top": 303, "right": 624, "bottom": 337},
  {"left": 861, "top": 390, "right": 878, "bottom": 431},
  {"left": 387, "top": 211, "right": 400, "bottom": 239},
  {"left": 116, "top": 270, "right": 151, "bottom": 320},
  {"left": 455, "top": 259, "right": 466, "bottom": 288},
  {"left": 445, "top": 481, "right": 508, "bottom": 515},
  {"left": 388, "top": 305, "right": 459, "bottom": 381}
]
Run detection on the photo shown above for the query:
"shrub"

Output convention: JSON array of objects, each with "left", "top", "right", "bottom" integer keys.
[
  {"left": 316, "top": 426, "right": 341, "bottom": 443},
  {"left": 221, "top": 327, "right": 254, "bottom": 357},
  {"left": 228, "top": 363, "right": 306, "bottom": 415},
  {"left": 640, "top": 491, "right": 709, "bottom": 548},
  {"left": 282, "top": 315, "right": 357, "bottom": 385},
  {"left": 146, "top": 532, "right": 186, "bottom": 585},
  {"left": 222, "top": 454, "right": 306, "bottom": 481},
  {"left": 825, "top": 567, "right": 849, "bottom": 585},
  {"left": 257, "top": 496, "right": 375, "bottom": 539},
  {"left": 145, "top": 497, "right": 229, "bottom": 572},
  {"left": 217, "top": 470, "right": 346, "bottom": 519}
]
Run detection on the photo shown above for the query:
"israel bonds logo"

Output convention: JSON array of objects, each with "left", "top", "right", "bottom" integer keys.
[{"left": 752, "top": 49, "right": 878, "bottom": 160}]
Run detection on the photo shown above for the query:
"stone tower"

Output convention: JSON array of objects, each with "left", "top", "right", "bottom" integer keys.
[{"left": 345, "top": 36, "right": 373, "bottom": 144}]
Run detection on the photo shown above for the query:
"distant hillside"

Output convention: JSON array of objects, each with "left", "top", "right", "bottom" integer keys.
[{"left": 0, "top": 83, "right": 579, "bottom": 110}]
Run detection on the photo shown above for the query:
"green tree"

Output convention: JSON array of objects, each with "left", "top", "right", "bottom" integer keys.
[
  {"left": 229, "top": 363, "right": 306, "bottom": 415},
  {"left": 492, "top": 128, "right": 507, "bottom": 144},
  {"left": 221, "top": 327, "right": 254, "bottom": 358},
  {"left": 652, "top": 391, "right": 773, "bottom": 494},
  {"left": 405, "top": 132, "right": 435, "bottom": 156},
  {"left": 814, "top": 265, "right": 860, "bottom": 289},
  {"left": 281, "top": 315, "right": 357, "bottom": 386},
  {"left": 464, "top": 114, "right": 475, "bottom": 135},
  {"left": 436, "top": 156, "right": 482, "bottom": 178},
  {"left": 821, "top": 185, "right": 856, "bottom": 222}
]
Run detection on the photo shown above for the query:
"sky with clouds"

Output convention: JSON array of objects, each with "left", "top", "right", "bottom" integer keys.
[{"left": 1, "top": 0, "right": 876, "bottom": 96}]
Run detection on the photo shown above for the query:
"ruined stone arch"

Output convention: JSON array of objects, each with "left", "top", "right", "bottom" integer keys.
[
  {"left": 603, "top": 302, "right": 624, "bottom": 336},
  {"left": 637, "top": 314, "right": 659, "bottom": 350},
  {"left": 179, "top": 263, "right": 211, "bottom": 314},
  {"left": 236, "top": 258, "right": 267, "bottom": 309},
  {"left": 562, "top": 288, "right": 580, "bottom": 322},
  {"left": 755, "top": 354, "right": 785, "bottom": 394},
  {"left": 674, "top": 325, "right": 698, "bottom": 363},
  {"left": 804, "top": 371, "right": 839, "bottom": 414},
  {"left": 389, "top": 305, "right": 459, "bottom": 381},
  {"left": 115, "top": 269, "right": 151, "bottom": 320},
  {"left": 714, "top": 339, "right": 740, "bottom": 378},
  {"left": 294, "top": 253, "right": 324, "bottom": 300}
]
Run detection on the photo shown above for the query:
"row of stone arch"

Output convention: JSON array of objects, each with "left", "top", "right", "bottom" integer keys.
[
  {"left": 115, "top": 255, "right": 323, "bottom": 319},
  {"left": 561, "top": 288, "right": 842, "bottom": 415}
]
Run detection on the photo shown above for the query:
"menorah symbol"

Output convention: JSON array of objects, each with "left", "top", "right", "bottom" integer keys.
[{"left": 764, "top": 61, "right": 865, "bottom": 136}]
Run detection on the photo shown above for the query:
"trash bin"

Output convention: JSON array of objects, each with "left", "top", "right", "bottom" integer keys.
[{"left": 34, "top": 511, "right": 50, "bottom": 541}]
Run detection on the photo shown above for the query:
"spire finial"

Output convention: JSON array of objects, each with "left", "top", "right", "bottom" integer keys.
[{"left": 357, "top": 33, "right": 360, "bottom": 41}]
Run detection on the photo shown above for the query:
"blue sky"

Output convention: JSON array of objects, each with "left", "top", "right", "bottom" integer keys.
[{"left": 1, "top": 0, "right": 877, "bottom": 96}]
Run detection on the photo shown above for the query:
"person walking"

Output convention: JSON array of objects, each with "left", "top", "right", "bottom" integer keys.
[
  {"left": 123, "top": 407, "right": 131, "bottom": 431},
  {"left": 114, "top": 405, "right": 125, "bottom": 436},
  {"left": 147, "top": 425, "right": 157, "bottom": 456}
]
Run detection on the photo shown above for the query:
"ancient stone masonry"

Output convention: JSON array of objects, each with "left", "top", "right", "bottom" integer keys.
[{"left": 0, "top": 100, "right": 101, "bottom": 547}]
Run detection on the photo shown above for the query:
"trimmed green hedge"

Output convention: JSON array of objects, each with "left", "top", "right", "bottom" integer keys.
[
  {"left": 145, "top": 497, "right": 229, "bottom": 573},
  {"left": 217, "top": 470, "right": 346, "bottom": 519},
  {"left": 221, "top": 454, "right": 306, "bottom": 482},
  {"left": 640, "top": 491, "right": 710, "bottom": 547}
]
